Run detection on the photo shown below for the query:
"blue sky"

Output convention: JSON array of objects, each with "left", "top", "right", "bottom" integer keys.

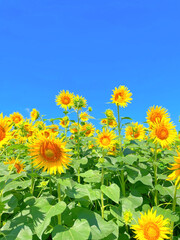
[{"left": 1, "top": 0, "right": 180, "bottom": 130}]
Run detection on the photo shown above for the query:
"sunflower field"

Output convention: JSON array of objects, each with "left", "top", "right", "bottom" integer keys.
[{"left": 0, "top": 86, "right": 179, "bottom": 240}]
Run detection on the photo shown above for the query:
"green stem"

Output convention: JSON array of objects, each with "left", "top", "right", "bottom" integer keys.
[
  {"left": 153, "top": 143, "right": 158, "bottom": 206},
  {"left": 170, "top": 185, "right": 178, "bottom": 239},
  {"left": 101, "top": 167, "right": 105, "bottom": 219},
  {"left": 117, "top": 105, "right": 125, "bottom": 196},
  {"left": 77, "top": 110, "right": 81, "bottom": 183},
  {"left": 30, "top": 164, "right": 35, "bottom": 195},
  {"left": 57, "top": 181, "right": 61, "bottom": 225}
]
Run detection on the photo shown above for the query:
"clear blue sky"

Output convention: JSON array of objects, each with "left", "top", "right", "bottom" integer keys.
[{"left": 1, "top": 0, "right": 180, "bottom": 130}]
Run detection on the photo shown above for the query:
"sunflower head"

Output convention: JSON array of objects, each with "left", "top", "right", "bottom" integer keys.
[
  {"left": 73, "top": 95, "right": 87, "bottom": 110},
  {"left": 111, "top": 86, "right": 132, "bottom": 107},
  {"left": 28, "top": 134, "right": 71, "bottom": 175},
  {"left": 30, "top": 108, "right": 39, "bottom": 121},
  {"left": 125, "top": 122, "right": 145, "bottom": 141},
  {"left": 167, "top": 151, "right": 180, "bottom": 189},
  {"left": 131, "top": 208, "right": 171, "bottom": 240},
  {"left": 150, "top": 117, "right": 177, "bottom": 148},
  {"left": 70, "top": 122, "right": 79, "bottom": 134},
  {"left": 123, "top": 210, "right": 133, "bottom": 225},
  {"left": 10, "top": 112, "right": 24, "bottom": 125},
  {"left": 107, "top": 118, "right": 117, "bottom": 128},
  {"left": 0, "top": 113, "right": 12, "bottom": 148},
  {"left": 105, "top": 109, "right": 114, "bottom": 118},
  {"left": 60, "top": 116, "right": 70, "bottom": 128},
  {"left": 4, "top": 158, "right": 25, "bottom": 174},
  {"left": 147, "top": 106, "right": 169, "bottom": 127},
  {"left": 80, "top": 123, "right": 95, "bottom": 137},
  {"left": 55, "top": 90, "right": 74, "bottom": 109},
  {"left": 79, "top": 112, "right": 89, "bottom": 122},
  {"left": 96, "top": 128, "right": 117, "bottom": 149}
]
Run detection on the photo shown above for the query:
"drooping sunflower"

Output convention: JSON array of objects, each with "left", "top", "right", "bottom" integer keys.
[
  {"left": 10, "top": 112, "right": 23, "bottom": 125},
  {"left": 131, "top": 209, "right": 171, "bottom": 240},
  {"left": 59, "top": 116, "right": 70, "bottom": 128},
  {"left": 4, "top": 158, "right": 25, "bottom": 174},
  {"left": 125, "top": 122, "right": 145, "bottom": 141},
  {"left": 150, "top": 117, "right": 177, "bottom": 148},
  {"left": 28, "top": 135, "right": 71, "bottom": 175},
  {"left": 55, "top": 90, "right": 74, "bottom": 109},
  {"left": 111, "top": 85, "right": 132, "bottom": 107},
  {"left": 96, "top": 128, "right": 117, "bottom": 149},
  {"left": 0, "top": 113, "right": 12, "bottom": 148},
  {"left": 147, "top": 106, "right": 169, "bottom": 127},
  {"left": 73, "top": 95, "right": 87, "bottom": 110},
  {"left": 167, "top": 151, "right": 180, "bottom": 189},
  {"left": 30, "top": 108, "right": 39, "bottom": 121}
]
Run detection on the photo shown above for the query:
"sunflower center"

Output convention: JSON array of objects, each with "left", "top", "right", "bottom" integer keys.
[
  {"left": 0, "top": 126, "right": 6, "bottom": 141},
  {"left": 14, "top": 117, "right": 21, "bottom": 123},
  {"left": 40, "top": 142, "right": 62, "bottom": 162},
  {"left": 15, "top": 163, "right": 22, "bottom": 173},
  {"left": 156, "top": 126, "right": 169, "bottom": 140},
  {"left": 85, "top": 130, "right": 91, "bottom": 135},
  {"left": 115, "top": 91, "right": 125, "bottom": 101},
  {"left": 101, "top": 136, "right": 110, "bottom": 146},
  {"left": 144, "top": 222, "right": 160, "bottom": 240},
  {"left": 150, "top": 112, "right": 162, "bottom": 123},
  {"left": 62, "top": 96, "right": 70, "bottom": 105}
]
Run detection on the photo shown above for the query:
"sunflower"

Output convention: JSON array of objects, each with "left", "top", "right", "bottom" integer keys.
[
  {"left": 105, "top": 109, "right": 114, "bottom": 118},
  {"left": 69, "top": 122, "right": 79, "bottom": 134},
  {"left": 0, "top": 113, "right": 12, "bottom": 148},
  {"left": 59, "top": 116, "right": 70, "bottom": 128},
  {"left": 55, "top": 90, "right": 74, "bottom": 109},
  {"left": 4, "top": 158, "right": 25, "bottom": 174},
  {"left": 10, "top": 112, "right": 23, "bottom": 125},
  {"left": 28, "top": 134, "right": 71, "bottom": 175},
  {"left": 107, "top": 118, "right": 117, "bottom": 128},
  {"left": 73, "top": 95, "right": 87, "bottom": 110},
  {"left": 167, "top": 151, "right": 180, "bottom": 189},
  {"left": 111, "top": 86, "right": 132, "bottom": 107},
  {"left": 30, "top": 108, "right": 39, "bottom": 121},
  {"left": 96, "top": 128, "right": 117, "bottom": 149},
  {"left": 101, "top": 118, "right": 108, "bottom": 125},
  {"left": 131, "top": 209, "right": 171, "bottom": 240},
  {"left": 150, "top": 117, "right": 177, "bottom": 148},
  {"left": 125, "top": 122, "right": 145, "bottom": 141},
  {"left": 80, "top": 123, "right": 95, "bottom": 137},
  {"left": 79, "top": 112, "right": 89, "bottom": 122},
  {"left": 123, "top": 210, "right": 133, "bottom": 225},
  {"left": 147, "top": 106, "right": 169, "bottom": 127}
]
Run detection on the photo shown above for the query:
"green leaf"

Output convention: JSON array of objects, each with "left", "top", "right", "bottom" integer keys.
[
  {"left": 72, "top": 207, "right": 115, "bottom": 239},
  {"left": 52, "top": 219, "right": 90, "bottom": 240},
  {"left": 101, "top": 184, "right": 120, "bottom": 203}
]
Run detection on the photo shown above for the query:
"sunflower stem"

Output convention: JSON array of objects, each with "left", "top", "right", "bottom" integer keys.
[
  {"left": 30, "top": 164, "right": 35, "bottom": 195},
  {"left": 57, "top": 181, "right": 62, "bottom": 225},
  {"left": 170, "top": 184, "right": 178, "bottom": 239},
  {"left": 153, "top": 143, "right": 158, "bottom": 206},
  {"left": 117, "top": 105, "right": 126, "bottom": 197},
  {"left": 77, "top": 110, "right": 81, "bottom": 183},
  {"left": 101, "top": 166, "right": 105, "bottom": 219}
]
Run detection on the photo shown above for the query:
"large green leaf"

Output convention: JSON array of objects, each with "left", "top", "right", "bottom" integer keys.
[
  {"left": 72, "top": 207, "right": 115, "bottom": 239},
  {"left": 52, "top": 219, "right": 90, "bottom": 240},
  {"left": 101, "top": 184, "right": 120, "bottom": 203}
]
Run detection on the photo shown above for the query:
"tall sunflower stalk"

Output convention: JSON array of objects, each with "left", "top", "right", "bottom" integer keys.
[{"left": 111, "top": 86, "right": 132, "bottom": 197}]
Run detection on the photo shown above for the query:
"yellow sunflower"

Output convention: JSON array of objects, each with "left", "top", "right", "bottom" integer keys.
[
  {"left": 28, "top": 135, "right": 71, "bottom": 175},
  {"left": 70, "top": 122, "right": 79, "bottom": 134},
  {"left": 96, "top": 128, "right": 117, "bottom": 149},
  {"left": 79, "top": 112, "right": 89, "bottom": 122},
  {"left": 111, "top": 85, "right": 132, "bottom": 107},
  {"left": 73, "top": 95, "right": 87, "bottom": 110},
  {"left": 55, "top": 90, "right": 74, "bottom": 109},
  {"left": 125, "top": 122, "right": 145, "bottom": 141},
  {"left": 107, "top": 118, "right": 117, "bottom": 128},
  {"left": 131, "top": 209, "right": 171, "bottom": 240},
  {"left": 0, "top": 113, "right": 12, "bottom": 148},
  {"left": 101, "top": 118, "right": 108, "bottom": 125},
  {"left": 105, "top": 109, "right": 114, "bottom": 118},
  {"left": 80, "top": 123, "right": 95, "bottom": 137},
  {"left": 150, "top": 117, "right": 177, "bottom": 148},
  {"left": 167, "top": 151, "right": 180, "bottom": 189},
  {"left": 4, "top": 158, "right": 25, "bottom": 174},
  {"left": 30, "top": 108, "right": 39, "bottom": 121},
  {"left": 59, "top": 116, "right": 70, "bottom": 128},
  {"left": 147, "top": 106, "right": 169, "bottom": 127},
  {"left": 10, "top": 112, "right": 23, "bottom": 125}
]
